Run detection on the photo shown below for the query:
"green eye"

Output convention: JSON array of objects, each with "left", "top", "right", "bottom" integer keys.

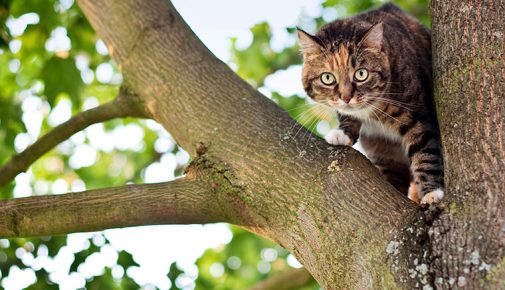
[
  {"left": 354, "top": 68, "right": 369, "bottom": 81},
  {"left": 320, "top": 72, "right": 336, "bottom": 85}
]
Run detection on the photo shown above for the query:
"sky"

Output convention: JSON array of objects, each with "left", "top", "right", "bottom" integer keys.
[
  {"left": 173, "top": 0, "right": 322, "bottom": 61},
  {"left": 3, "top": 0, "right": 323, "bottom": 289}
]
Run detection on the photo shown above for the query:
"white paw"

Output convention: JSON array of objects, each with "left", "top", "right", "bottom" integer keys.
[
  {"left": 325, "top": 129, "right": 352, "bottom": 146},
  {"left": 420, "top": 189, "right": 444, "bottom": 204}
]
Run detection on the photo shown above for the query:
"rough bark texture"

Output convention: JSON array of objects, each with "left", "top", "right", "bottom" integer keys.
[
  {"left": 0, "top": 177, "right": 225, "bottom": 237},
  {"left": 0, "top": 0, "right": 503, "bottom": 289},
  {"left": 429, "top": 1, "right": 505, "bottom": 288}
]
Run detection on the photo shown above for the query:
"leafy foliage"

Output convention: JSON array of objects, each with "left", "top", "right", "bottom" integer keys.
[
  {"left": 195, "top": 226, "right": 319, "bottom": 289},
  {"left": 231, "top": 22, "right": 301, "bottom": 87},
  {"left": 0, "top": 0, "right": 429, "bottom": 289},
  {"left": 41, "top": 56, "right": 83, "bottom": 106}
]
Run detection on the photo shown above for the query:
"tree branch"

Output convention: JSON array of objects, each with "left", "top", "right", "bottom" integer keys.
[
  {"left": 0, "top": 177, "right": 226, "bottom": 238},
  {"left": 77, "top": 1, "right": 418, "bottom": 288},
  {"left": 249, "top": 267, "right": 314, "bottom": 290},
  {"left": 0, "top": 94, "right": 148, "bottom": 189}
]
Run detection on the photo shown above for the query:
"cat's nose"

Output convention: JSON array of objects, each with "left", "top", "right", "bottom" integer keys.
[{"left": 341, "top": 95, "right": 352, "bottom": 103}]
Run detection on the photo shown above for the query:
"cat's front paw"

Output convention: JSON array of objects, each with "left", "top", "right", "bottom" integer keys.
[
  {"left": 325, "top": 129, "right": 352, "bottom": 146},
  {"left": 420, "top": 189, "right": 444, "bottom": 204}
]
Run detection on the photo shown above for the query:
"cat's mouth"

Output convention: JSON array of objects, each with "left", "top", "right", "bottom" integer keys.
[
  {"left": 326, "top": 99, "right": 372, "bottom": 118},
  {"left": 327, "top": 99, "right": 366, "bottom": 110}
]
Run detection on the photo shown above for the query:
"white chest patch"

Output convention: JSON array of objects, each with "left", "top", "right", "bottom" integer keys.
[
  {"left": 337, "top": 107, "right": 402, "bottom": 142},
  {"left": 360, "top": 118, "right": 402, "bottom": 142},
  {"left": 338, "top": 107, "right": 373, "bottom": 121}
]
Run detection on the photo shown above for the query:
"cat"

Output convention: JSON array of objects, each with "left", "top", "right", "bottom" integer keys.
[{"left": 297, "top": 3, "right": 443, "bottom": 204}]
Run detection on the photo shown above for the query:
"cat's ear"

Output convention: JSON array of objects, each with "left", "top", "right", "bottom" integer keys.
[
  {"left": 359, "top": 22, "right": 384, "bottom": 50},
  {"left": 296, "top": 28, "right": 323, "bottom": 56}
]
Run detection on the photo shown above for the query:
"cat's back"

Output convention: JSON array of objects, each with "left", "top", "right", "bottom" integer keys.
[
  {"left": 360, "top": 4, "right": 431, "bottom": 57},
  {"left": 318, "top": 4, "right": 430, "bottom": 56}
]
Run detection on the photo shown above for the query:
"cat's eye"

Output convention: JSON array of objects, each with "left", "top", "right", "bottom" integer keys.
[
  {"left": 320, "top": 72, "right": 336, "bottom": 85},
  {"left": 354, "top": 68, "right": 369, "bottom": 81}
]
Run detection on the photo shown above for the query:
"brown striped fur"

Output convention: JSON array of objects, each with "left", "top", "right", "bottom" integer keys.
[{"left": 298, "top": 4, "right": 444, "bottom": 204}]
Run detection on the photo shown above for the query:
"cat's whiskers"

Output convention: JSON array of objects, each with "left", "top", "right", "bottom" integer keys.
[
  {"left": 284, "top": 104, "right": 310, "bottom": 113},
  {"left": 367, "top": 98, "right": 414, "bottom": 110},
  {"left": 368, "top": 104, "right": 382, "bottom": 122},
  {"left": 290, "top": 108, "right": 315, "bottom": 139},
  {"left": 285, "top": 104, "right": 311, "bottom": 135},
  {"left": 301, "top": 114, "right": 320, "bottom": 148},
  {"left": 371, "top": 99, "right": 410, "bottom": 109},
  {"left": 368, "top": 100, "right": 416, "bottom": 113},
  {"left": 287, "top": 102, "right": 329, "bottom": 142},
  {"left": 303, "top": 104, "right": 330, "bottom": 130},
  {"left": 293, "top": 106, "right": 319, "bottom": 146},
  {"left": 366, "top": 95, "right": 419, "bottom": 111},
  {"left": 301, "top": 104, "right": 333, "bottom": 149},
  {"left": 287, "top": 103, "right": 329, "bottom": 146},
  {"left": 368, "top": 102, "right": 404, "bottom": 125}
]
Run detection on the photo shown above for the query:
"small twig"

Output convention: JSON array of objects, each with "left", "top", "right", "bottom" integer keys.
[
  {"left": 249, "top": 267, "right": 314, "bottom": 290},
  {"left": 0, "top": 91, "right": 149, "bottom": 189}
]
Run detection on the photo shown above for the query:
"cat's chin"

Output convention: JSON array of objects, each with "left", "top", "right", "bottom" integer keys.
[{"left": 335, "top": 106, "right": 372, "bottom": 120}]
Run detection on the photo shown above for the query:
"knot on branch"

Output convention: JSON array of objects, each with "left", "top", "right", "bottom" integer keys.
[
  {"left": 196, "top": 142, "right": 207, "bottom": 156},
  {"left": 185, "top": 153, "right": 244, "bottom": 193},
  {"left": 117, "top": 85, "right": 153, "bottom": 118},
  {"left": 185, "top": 150, "right": 257, "bottom": 226},
  {"left": 6, "top": 207, "right": 21, "bottom": 237}
]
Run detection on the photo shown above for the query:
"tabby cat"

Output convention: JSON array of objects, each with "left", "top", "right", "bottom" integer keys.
[{"left": 297, "top": 4, "right": 443, "bottom": 204}]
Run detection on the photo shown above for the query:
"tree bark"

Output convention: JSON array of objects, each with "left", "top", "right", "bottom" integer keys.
[
  {"left": 0, "top": 177, "right": 225, "bottom": 237},
  {"left": 428, "top": 1, "right": 505, "bottom": 288}
]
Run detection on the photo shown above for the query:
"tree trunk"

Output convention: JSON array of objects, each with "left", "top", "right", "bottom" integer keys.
[
  {"left": 428, "top": 1, "right": 505, "bottom": 288},
  {"left": 1, "top": 0, "right": 503, "bottom": 289}
]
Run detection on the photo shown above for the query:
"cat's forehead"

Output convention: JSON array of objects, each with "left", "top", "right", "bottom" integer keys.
[
  {"left": 318, "top": 20, "right": 365, "bottom": 46},
  {"left": 323, "top": 43, "right": 353, "bottom": 72},
  {"left": 317, "top": 29, "right": 358, "bottom": 71}
]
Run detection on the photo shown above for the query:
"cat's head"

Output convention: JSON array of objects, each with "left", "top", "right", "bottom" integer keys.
[{"left": 298, "top": 22, "right": 390, "bottom": 118}]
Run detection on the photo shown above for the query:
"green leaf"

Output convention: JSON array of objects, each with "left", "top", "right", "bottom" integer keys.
[
  {"left": 41, "top": 56, "right": 83, "bottom": 107},
  {"left": 167, "top": 262, "right": 184, "bottom": 290},
  {"left": 117, "top": 250, "right": 139, "bottom": 268},
  {"left": 0, "top": 0, "right": 12, "bottom": 47}
]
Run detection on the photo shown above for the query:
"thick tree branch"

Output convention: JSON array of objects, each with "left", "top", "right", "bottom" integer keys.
[
  {"left": 249, "top": 267, "right": 314, "bottom": 290},
  {"left": 0, "top": 176, "right": 226, "bottom": 238},
  {"left": 0, "top": 94, "right": 148, "bottom": 189},
  {"left": 77, "top": 1, "right": 418, "bottom": 288}
]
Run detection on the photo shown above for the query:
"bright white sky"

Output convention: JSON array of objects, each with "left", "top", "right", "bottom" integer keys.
[
  {"left": 174, "top": 0, "right": 323, "bottom": 61},
  {"left": 3, "top": 0, "right": 324, "bottom": 289}
]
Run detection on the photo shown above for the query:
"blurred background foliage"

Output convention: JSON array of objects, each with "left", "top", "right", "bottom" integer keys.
[{"left": 0, "top": 0, "right": 428, "bottom": 289}]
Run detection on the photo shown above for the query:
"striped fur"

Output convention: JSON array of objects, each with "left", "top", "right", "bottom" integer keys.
[{"left": 298, "top": 4, "right": 444, "bottom": 204}]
